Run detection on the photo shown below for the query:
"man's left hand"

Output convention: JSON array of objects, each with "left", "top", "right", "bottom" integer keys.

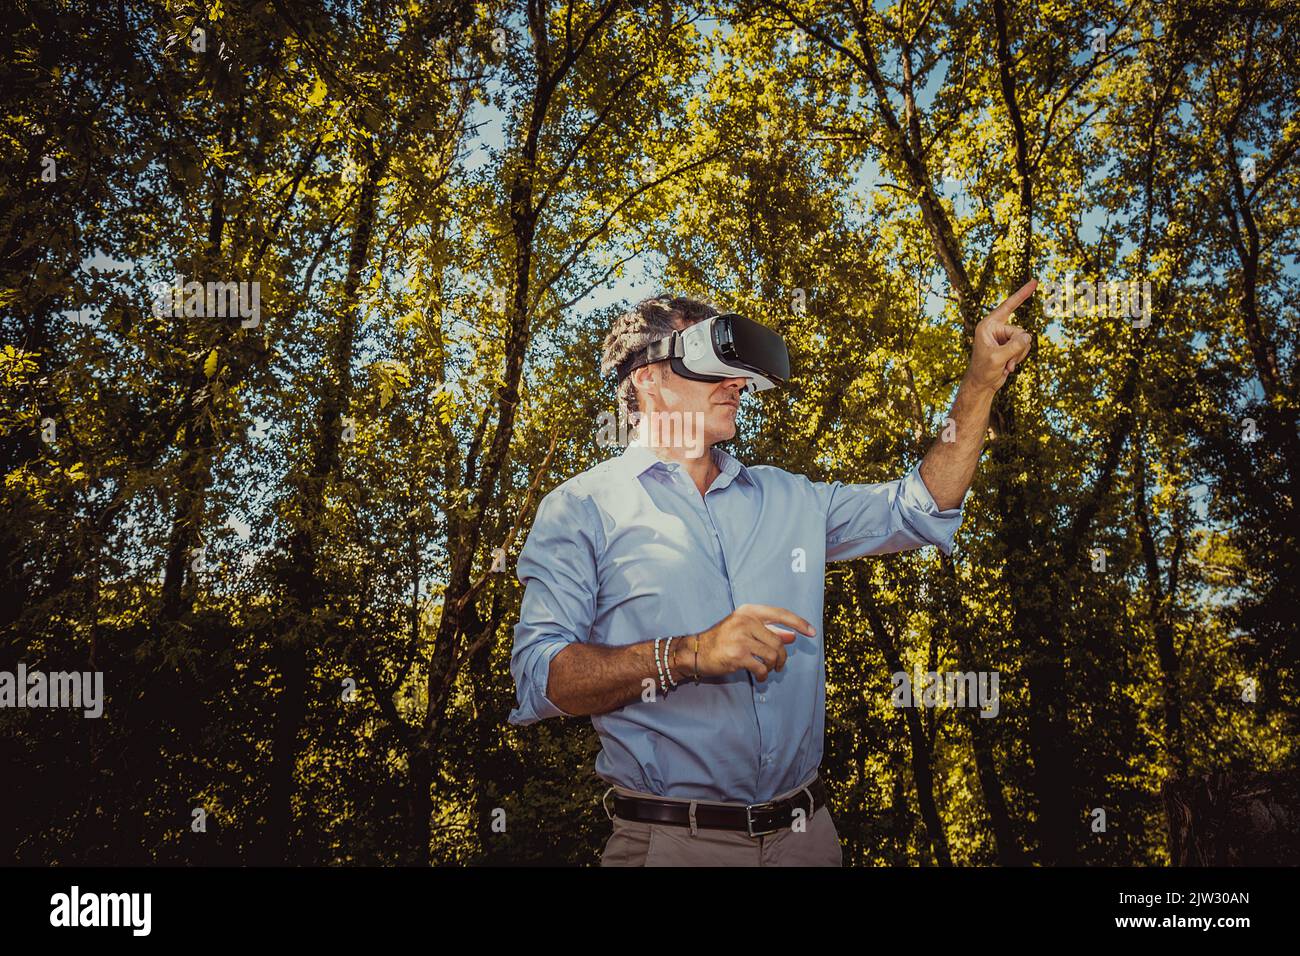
[{"left": 966, "top": 279, "right": 1037, "bottom": 394}]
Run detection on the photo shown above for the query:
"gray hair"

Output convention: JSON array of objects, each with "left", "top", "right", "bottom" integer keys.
[{"left": 601, "top": 294, "right": 719, "bottom": 417}]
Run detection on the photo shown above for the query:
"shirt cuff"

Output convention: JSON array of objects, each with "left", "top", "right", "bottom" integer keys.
[
  {"left": 898, "top": 461, "right": 965, "bottom": 555},
  {"left": 507, "top": 639, "right": 577, "bottom": 725}
]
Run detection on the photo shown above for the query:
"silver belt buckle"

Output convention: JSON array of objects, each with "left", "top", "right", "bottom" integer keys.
[{"left": 745, "top": 801, "right": 781, "bottom": 837}]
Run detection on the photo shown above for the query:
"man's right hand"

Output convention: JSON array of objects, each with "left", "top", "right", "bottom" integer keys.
[{"left": 690, "top": 604, "right": 815, "bottom": 681}]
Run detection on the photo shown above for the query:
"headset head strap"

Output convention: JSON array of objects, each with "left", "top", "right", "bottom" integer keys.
[{"left": 615, "top": 332, "right": 681, "bottom": 382}]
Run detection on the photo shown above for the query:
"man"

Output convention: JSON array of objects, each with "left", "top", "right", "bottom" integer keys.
[{"left": 508, "top": 284, "right": 1036, "bottom": 866}]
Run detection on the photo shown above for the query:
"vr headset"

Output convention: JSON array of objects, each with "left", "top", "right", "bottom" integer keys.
[{"left": 614, "top": 313, "right": 790, "bottom": 393}]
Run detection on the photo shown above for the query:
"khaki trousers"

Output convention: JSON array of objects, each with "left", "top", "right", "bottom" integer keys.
[{"left": 599, "top": 775, "right": 843, "bottom": 867}]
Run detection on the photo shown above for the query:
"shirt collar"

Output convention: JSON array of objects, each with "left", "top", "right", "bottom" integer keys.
[
  {"left": 710, "top": 445, "right": 753, "bottom": 487},
  {"left": 613, "top": 442, "right": 754, "bottom": 487}
]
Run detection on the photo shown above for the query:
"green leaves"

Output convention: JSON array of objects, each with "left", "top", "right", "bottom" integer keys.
[
  {"left": 368, "top": 359, "right": 411, "bottom": 410},
  {"left": 307, "top": 76, "right": 327, "bottom": 107}
]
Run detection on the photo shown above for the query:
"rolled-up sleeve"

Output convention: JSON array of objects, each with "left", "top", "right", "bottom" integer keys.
[
  {"left": 507, "top": 488, "right": 601, "bottom": 726},
  {"left": 821, "top": 460, "right": 966, "bottom": 561}
]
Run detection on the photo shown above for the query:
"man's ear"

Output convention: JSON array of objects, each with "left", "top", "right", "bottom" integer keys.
[{"left": 631, "top": 364, "right": 658, "bottom": 403}]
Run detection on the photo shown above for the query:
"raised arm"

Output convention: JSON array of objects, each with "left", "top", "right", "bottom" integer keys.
[{"left": 919, "top": 279, "right": 1037, "bottom": 510}]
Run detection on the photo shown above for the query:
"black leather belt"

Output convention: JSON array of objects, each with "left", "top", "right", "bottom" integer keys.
[{"left": 608, "top": 777, "right": 827, "bottom": 837}]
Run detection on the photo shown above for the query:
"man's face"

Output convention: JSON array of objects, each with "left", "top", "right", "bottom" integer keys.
[
  {"left": 649, "top": 362, "right": 749, "bottom": 447},
  {"left": 630, "top": 317, "right": 752, "bottom": 454},
  {"left": 634, "top": 318, "right": 750, "bottom": 451}
]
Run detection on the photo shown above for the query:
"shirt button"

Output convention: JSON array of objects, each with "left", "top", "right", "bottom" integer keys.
[{"left": 757, "top": 693, "right": 767, "bottom": 702}]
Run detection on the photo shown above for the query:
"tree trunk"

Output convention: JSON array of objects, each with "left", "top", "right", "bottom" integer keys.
[
  {"left": 856, "top": 569, "right": 952, "bottom": 865},
  {"left": 940, "top": 556, "right": 1024, "bottom": 865},
  {"left": 264, "top": 147, "right": 390, "bottom": 864},
  {"left": 1164, "top": 770, "right": 1300, "bottom": 865}
]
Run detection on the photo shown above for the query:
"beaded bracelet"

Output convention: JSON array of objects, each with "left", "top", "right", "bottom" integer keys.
[
  {"left": 653, "top": 636, "right": 667, "bottom": 694},
  {"left": 664, "top": 636, "right": 678, "bottom": 689}
]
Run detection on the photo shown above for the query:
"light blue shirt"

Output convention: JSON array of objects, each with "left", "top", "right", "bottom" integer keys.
[{"left": 507, "top": 442, "right": 966, "bottom": 803}]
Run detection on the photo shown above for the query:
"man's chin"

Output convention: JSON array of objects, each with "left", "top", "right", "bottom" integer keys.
[{"left": 708, "top": 416, "right": 738, "bottom": 444}]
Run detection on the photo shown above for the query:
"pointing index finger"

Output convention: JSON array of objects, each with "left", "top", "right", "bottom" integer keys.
[
  {"left": 987, "top": 279, "right": 1039, "bottom": 323},
  {"left": 745, "top": 604, "right": 815, "bottom": 637}
]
